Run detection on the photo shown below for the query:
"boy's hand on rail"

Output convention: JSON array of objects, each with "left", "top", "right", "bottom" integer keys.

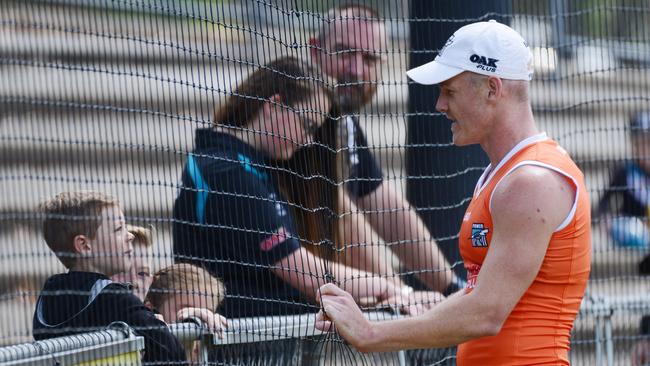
[{"left": 177, "top": 307, "right": 228, "bottom": 339}]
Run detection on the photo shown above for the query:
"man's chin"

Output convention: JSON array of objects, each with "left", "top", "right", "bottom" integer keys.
[
  {"left": 338, "top": 94, "right": 368, "bottom": 114},
  {"left": 452, "top": 135, "right": 469, "bottom": 147},
  {"left": 336, "top": 84, "right": 378, "bottom": 114}
]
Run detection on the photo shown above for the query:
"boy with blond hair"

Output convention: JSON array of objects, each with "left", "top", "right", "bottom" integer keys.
[
  {"left": 33, "top": 191, "right": 186, "bottom": 364},
  {"left": 145, "top": 263, "right": 227, "bottom": 362},
  {"left": 145, "top": 263, "right": 227, "bottom": 337},
  {"left": 112, "top": 224, "right": 155, "bottom": 301}
]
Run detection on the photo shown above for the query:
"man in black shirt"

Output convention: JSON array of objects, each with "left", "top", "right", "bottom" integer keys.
[{"left": 308, "top": 4, "right": 464, "bottom": 295}]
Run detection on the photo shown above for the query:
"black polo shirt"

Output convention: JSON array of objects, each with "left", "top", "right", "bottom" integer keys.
[
  {"left": 173, "top": 129, "right": 313, "bottom": 318},
  {"left": 341, "top": 116, "right": 384, "bottom": 198}
]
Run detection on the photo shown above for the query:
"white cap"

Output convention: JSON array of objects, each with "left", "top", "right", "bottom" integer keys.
[{"left": 407, "top": 20, "right": 533, "bottom": 85}]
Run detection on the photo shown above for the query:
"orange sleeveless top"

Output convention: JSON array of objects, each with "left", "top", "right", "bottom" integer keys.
[{"left": 456, "top": 134, "right": 591, "bottom": 366}]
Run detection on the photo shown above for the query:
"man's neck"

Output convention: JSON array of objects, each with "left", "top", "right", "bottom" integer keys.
[{"left": 482, "top": 108, "right": 537, "bottom": 167}]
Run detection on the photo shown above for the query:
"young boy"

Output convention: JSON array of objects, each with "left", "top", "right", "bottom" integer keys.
[
  {"left": 32, "top": 191, "right": 186, "bottom": 364},
  {"left": 145, "top": 263, "right": 227, "bottom": 336},
  {"left": 111, "top": 225, "right": 155, "bottom": 302},
  {"left": 145, "top": 263, "right": 227, "bottom": 362}
]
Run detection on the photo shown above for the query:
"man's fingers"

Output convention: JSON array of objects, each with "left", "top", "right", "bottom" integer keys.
[
  {"left": 315, "top": 310, "right": 334, "bottom": 332},
  {"left": 315, "top": 319, "right": 333, "bottom": 332},
  {"left": 321, "top": 297, "right": 341, "bottom": 315},
  {"left": 358, "top": 296, "right": 378, "bottom": 306},
  {"left": 315, "top": 309, "right": 331, "bottom": 322},
  {"left": 319, "top": 283, "right": 349, "bottom": 297}
]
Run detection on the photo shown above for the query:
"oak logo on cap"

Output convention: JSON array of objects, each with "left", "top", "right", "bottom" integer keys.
[{"left": 469, "top": 54, "right": 498, "bottom": 73}]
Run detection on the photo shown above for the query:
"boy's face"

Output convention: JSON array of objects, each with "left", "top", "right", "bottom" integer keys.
[
  {"left": 89, "top": 205, "right": 134, "bottom": 277},
  {"left": 157, "top": 292, "right": 216, "bottom": 323},
  {"left": 111, "top": 242, "right": 153, "bottom": 301}
]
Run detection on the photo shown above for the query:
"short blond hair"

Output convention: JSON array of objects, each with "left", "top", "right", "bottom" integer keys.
[
  {"left": 127, "top": 224, "right": 153, "bottom": 247},
  {"left": 39, "top": 191, "right": 119, "bottom": 268},
  {"left": 145, "top": 263, "right": 225, "bottom": 312}
]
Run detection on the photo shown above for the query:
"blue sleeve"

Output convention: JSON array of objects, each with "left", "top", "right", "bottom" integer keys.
[{"left": 342, "top": 116, "right": 384, "bottom": 198}]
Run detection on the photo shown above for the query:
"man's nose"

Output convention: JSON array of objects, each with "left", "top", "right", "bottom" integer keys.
[
  {"left": 435, "top": 95, "right": 447, "bottom": 113},
  {"left": 346, "top": 52, "right": 364, "bottom": 78}
]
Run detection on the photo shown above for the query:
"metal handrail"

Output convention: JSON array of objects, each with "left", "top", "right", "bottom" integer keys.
[{"left": 0, "top": 322, "right": 143, "bottom": 365}]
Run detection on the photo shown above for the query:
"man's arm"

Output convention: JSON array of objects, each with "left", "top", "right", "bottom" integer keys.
[
  {"left": 338, "top": 189, "right": 406, "bottom": 287},
  {"left": 272, "top": 247, "right": 435, "bottom": 315},
  {"left": 353, "top": 182, "right": 457, "bottom": 292},
  {"left": 317, "top": 166, "right": 575, "bottom": 352}
]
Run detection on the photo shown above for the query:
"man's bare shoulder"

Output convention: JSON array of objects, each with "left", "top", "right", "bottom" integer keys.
[{"left": 491, "top": 165, "right": 575, "bottom": 230}]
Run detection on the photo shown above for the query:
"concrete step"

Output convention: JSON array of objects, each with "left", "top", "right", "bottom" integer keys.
[
  {"left": 0, "top": 162, "right": 182, "bottom": 217},
  {"left": 1, "top": 0, "right": 410, "bottom": 68},
  {"left": 0, "top": 107, "right": 627, "bottom": 217},
  {"left": 1, "top": 61, "right": 646, "bottom": 118},
  {"left": 0, "top": 0, "right": 302, "bottom": 66},
  {"left": 0, "top": 100, "right": 633, "bottom": 167},
  {"left": 0, "top": 149, "right": 617, "bottom": 219}
]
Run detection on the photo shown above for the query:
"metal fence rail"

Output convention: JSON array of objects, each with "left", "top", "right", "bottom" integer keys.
[
  {"left": 0, "top": 322, "right": 144, "bottom": 366},
  {"left": 2, "top": 299, "right": 648, "bottom": 366},
  {"left": 580, "top": 294, "right": 650, "bottom": 366}
]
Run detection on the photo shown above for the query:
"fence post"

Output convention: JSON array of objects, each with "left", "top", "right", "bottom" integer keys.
[
  {"left": 407, "top": 0, "right": 511, "bottom": 281},
  {"left": 550, "top": 0, "right": 569, "bottom": 79}
]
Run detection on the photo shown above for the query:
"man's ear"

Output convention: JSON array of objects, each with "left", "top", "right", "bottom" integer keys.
[
  {"left": 144, "top": 300, "right": 154, "bottom": 310},
  {"left": 486, "top": 76, "right": 503, "bottom": 100},
  {"left": 72, "top": 234, "right": 91, "bottom": 254}
]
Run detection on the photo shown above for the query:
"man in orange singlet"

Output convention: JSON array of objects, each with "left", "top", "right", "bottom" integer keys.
[{"left": 315, "top": 20, "right": 591, "bottom": 365}]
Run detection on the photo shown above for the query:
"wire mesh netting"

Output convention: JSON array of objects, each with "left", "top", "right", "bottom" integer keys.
[{"left": 0, "top": 0, "right": 649, "bottom": 365}]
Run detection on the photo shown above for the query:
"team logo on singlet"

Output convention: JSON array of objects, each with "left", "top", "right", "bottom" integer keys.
[
  {"left": 471, "top": 223, "right": 489, "bottom": 247},
  {"left": 466, "top": 264, "right": 481, "bottom": 288}
]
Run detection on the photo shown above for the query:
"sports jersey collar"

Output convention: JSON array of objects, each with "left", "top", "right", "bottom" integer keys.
[{"left": 474, "top": 132, "right": 548, "bottom": 196}]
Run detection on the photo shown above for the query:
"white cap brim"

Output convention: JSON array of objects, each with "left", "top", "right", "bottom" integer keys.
[{"left": 406, "top": 60, "right": 464, "bottom": 85}]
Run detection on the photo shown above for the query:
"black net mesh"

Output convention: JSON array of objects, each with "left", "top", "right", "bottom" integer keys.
[{"left": 0, "top": 1, "right": 649, "bottom": 365}]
